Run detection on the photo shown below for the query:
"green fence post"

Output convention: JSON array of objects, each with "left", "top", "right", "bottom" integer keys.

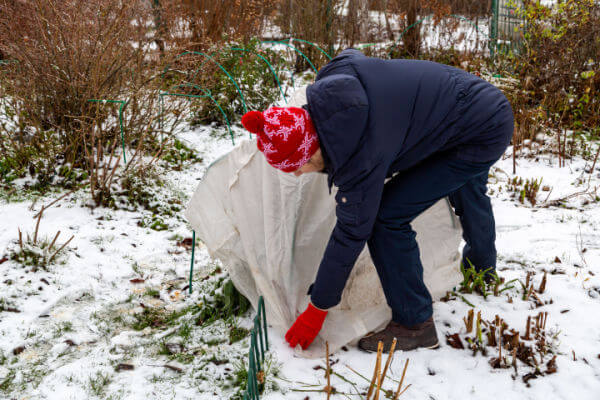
[
  {"left": 189, "top": 230, "right": 195, "bottom": 295},
  {"left": 259, "top": 296, "right": 268, "bottom": 350},
  {"left": 490, "top": 0, "right": 498, "bottom": 59},
  {"left": 87, "top": 99, "right": 127, "bottom": 164}
]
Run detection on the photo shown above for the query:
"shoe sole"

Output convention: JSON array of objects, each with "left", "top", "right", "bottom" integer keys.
[{"left": 359, "top": 339, "right": 440, "bottom": 353}]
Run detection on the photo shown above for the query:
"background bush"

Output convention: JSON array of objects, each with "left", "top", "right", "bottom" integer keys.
[
  {"left": 501, "top": 0, "right": 600, "bottom": 155},
  {"left": 0, "top": 0, "right": 186, "bottom": 201},
  {"left": 182, "top": 38, "right": 288, "bottom": 127}
]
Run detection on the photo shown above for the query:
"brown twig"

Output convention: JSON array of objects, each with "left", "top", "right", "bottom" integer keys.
[
  {"left": 325, "top": 341, "right": 331, "bottom": 400},
  {"left": 18, "top": 228, "right": 23, "bottom": 251},
  {"left": 374, "top": 352, "right": 382, "bottom": 400},
  {"left": 538, "top": 271, "right": 547, "bottom": 294},
  {"left": 366, "top": 341, "right": 383, "bottom": 400},
  {"left": 48, "top": 234, "right": 74, "bottom": 263},
  {"left": 379, "top": 338, "right": 397, "bottom": 390},
  {"left": 48, "top": 230, "right": 61, "bottom": 249},
  {"left": 33, "top": 205, "right": 44, "bottom": 244},
  {"left": 464, "top": 309, "right": 474, "bottom": 333},
  {"left": 523, "top": 316, "right": 531, "bottom": 341},
  {"left": 33, "top": 185, "right": 86, "bottom": 219},
  {"left": 392, "top": 358, "right": 410, "bottom": 400}
]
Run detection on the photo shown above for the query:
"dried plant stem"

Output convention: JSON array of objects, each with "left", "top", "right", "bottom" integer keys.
[
  {"left": 464, "top": 309, "right": 474, "bottom": 333},
  {"left": 366, "top": 341, "right": 383, "bottom": 400},
  {"left": 498, "top": 324, "right": 503, "bottom": 362},
  {"left": 374, "top": 356, "right": 382, "bottom": 400},
  {"left": 49, "top": 230, "right": 61, "bottom": 249},
  {"left": 33, "top": 205, "right": 44, "bottom": 244},
  {"left": 538, "top": 271, "right": 547, "bottom": 294},
  {"left": 325, "top": 341, "right": 331, "bottom": 400},
  {"left": 393, "top": 358, "right": 410, "bottom": 400},
  {"left": 18, "top": 228, "right": 23, "bottom": 251},
  {"left": 379, "top": 338, "right": 397, "bottom": 389},
  {"left": 48, "top": 235, "right": 74, "bottom": 263},
  {"left": 525, "top": 284, "right": 533, "bottom": 301},
  {"left": 524, "top": 316, "right": 531, "bottom": 340},
  {"left": 33, "top": 186, "right": 83, "bottom": 219},
  {"left": 530, "top": 290, "right": 544, "bottom": 306}
]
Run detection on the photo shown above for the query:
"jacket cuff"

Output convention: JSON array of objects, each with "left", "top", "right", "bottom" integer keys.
[{"left": 310, "top": 287, "right": 340, "bottom": 310}]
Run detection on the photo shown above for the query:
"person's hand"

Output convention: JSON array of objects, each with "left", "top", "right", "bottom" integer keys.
[{"left": 285, "top": 302, "right": 328, "bottom": 350}]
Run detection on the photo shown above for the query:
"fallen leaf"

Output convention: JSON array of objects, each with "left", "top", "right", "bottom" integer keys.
[
  {"left": 445, "top": 333, "right": 464, "bottom": 349},
  {"left": 116, "top": 363, "right": 135, "bottom": 372},
  {"left": 163, "top": 364, "right": 182, "bottom": 373},
  {"left": 130, "top": 278, "right": 145, "bottom": 284}
]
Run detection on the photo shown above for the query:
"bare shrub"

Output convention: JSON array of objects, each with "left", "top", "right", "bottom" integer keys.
[
  {"left": 0, "top": 0, "right": 185, "bottom": 199},
  {"left": 157, "top": 0, "right": 277, "bottom": 52},
  {"left": 509, "top": 0, "right": 600, "bottom": 145}
]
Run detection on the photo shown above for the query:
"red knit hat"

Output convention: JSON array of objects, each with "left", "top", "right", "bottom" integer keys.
[{"left": 241, "top": 107, "right": 320, "bottom": 173}]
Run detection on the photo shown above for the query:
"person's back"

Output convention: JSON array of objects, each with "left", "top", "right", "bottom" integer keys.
[{"left": 307, "top": 49, "right": 512, "bottom": 181}]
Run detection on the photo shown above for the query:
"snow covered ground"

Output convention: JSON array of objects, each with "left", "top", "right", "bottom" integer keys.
[{"left": 1, "top": 123, "right": 599, "bottom": 399}]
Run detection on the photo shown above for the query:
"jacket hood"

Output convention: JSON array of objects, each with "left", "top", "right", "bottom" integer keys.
[{"left": 306, "top": 73, "right": 370, "bottom": 185}]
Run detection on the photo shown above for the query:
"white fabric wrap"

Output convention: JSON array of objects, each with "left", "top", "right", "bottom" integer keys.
[{"left": 185, "top": 88, "right": 463, "bottom": 358}]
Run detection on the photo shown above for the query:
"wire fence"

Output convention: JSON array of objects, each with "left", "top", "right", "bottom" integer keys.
[
  {"left": 489, "top": 0, "right": 525, "bottom": 57},
  {"left": 244, "top": 296, "right": 269, "bottom": 400}
]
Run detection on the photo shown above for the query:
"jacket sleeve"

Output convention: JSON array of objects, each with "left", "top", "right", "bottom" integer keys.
[{"left": 309, "top": 161, "right": 387, "bottom": 309}]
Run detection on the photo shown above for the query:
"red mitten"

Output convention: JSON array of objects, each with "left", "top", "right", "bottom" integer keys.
[{"left": 285, "top": 303, "right": 328, "bottom": 350}]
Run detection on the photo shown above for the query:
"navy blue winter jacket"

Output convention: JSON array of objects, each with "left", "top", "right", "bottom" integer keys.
[{"left": 304, "top": 49, "right": 513, "bottom": 309}]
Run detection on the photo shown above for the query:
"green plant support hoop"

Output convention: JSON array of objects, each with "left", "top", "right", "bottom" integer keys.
[
  {"left": 167, "top": 51, "right": 248, "bottom": 113},
  {"left": 159, "top": 83, "right": 235, "bottom": 146},
  {"left": 287, "top": 38, "right": 333, "bottom": 60},
  {"left": 228, "top": 47, "right": 288, "bottom": 104},
  {"left": 87, "top": 99, "right": 127, "bottom": 164},
  {"left": 262, "top": 41, "right": 318, "bottom": 74}
]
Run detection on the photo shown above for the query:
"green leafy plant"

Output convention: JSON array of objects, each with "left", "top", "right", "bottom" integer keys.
[
  {"left": 507, "top": 176, "right": 542, "bottom": 206},
  {"left": 195, "top": 280, "right": 250, "bottom": 326},
  {"left": 88, "top": 371, "right": 111, "bottom": 397}
]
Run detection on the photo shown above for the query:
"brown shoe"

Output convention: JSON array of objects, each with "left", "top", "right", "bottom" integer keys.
[{"left": 358, "top": 317, "right": 439, "bottom": 353}]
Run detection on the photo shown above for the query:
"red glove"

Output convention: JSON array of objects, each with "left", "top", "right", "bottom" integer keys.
[{"left": 285, "top": 302, "right": 328, "bottom": 350}]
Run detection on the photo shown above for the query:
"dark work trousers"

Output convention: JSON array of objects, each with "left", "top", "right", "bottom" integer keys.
[{"left": 367, "top": 149, "right": 498, "bottom": 326}]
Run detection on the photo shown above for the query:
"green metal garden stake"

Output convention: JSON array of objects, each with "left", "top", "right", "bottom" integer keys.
[
  {"left": 189, "top": 230, "right": 195, "bottom": 295},
  {"left": 87, "top": 99, "right": 127, "bottom": 164},
  {"left": 259, "top": 296, "right": 268, "bottom": 350}
]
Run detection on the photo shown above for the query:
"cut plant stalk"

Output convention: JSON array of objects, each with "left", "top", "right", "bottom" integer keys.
[
  {"left": 538, "top": 271, "right": 547, "bottom": 294},
  {"left": 523, "top": 316, "right": 531, "bottom": 340},
  {"left": 49, "top": 230, "right": 61, "bottom": 249},
  {"left": 48, "top": 235, "right": 74, "bottom": 263},
  {"left": 392, "top": 358, "right": 410, "bottom": 400},
  {"left": 366, "top": 341, "right": 383, "bottom": 400},
  {"left": 33, "top": 205, "right": 44, "bottom": 244},
  {"left": 325, "top": 341, "right": 332, "bottom": 400},
  {"left": 379, "top": 337, "right": 396, "bottom": 389},
  {"left": 464, "top": 309, "right": 474, "bottom": 333}
]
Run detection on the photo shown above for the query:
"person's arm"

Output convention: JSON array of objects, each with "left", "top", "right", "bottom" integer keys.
[
  {"left": 310, "top": 161, "right": 387, "bottom": 309},
  {"left": 284, "top": 161, "right": 387, "bottom": 350}
]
